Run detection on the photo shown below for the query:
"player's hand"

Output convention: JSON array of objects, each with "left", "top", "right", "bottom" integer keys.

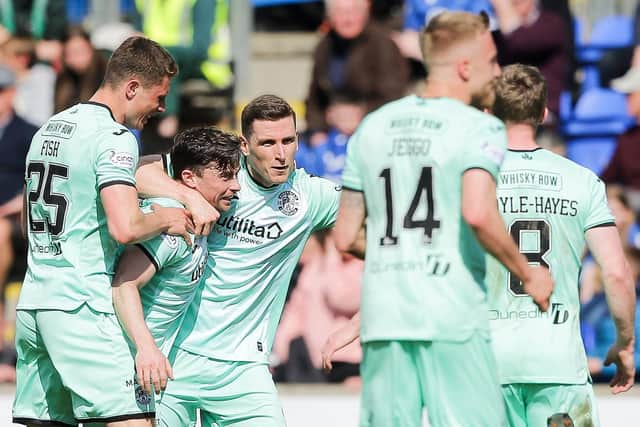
[
  {"left": 181, "top": 189, "right": 220, "bottom": 236},
  {"left": 151, "top": 204, "right": 195, "bottom": 246},
  {"left": 604, "top": 341, "right": 635, "bottom": 394},
  {"left": 523, "top": 265, "right": 553, "bottom": 312},
  {"left": 321, "top": 336, "right": 338, "bottom": 373},
  {"left": 135, "top": 344, "right": 174, "bottom": 395}
]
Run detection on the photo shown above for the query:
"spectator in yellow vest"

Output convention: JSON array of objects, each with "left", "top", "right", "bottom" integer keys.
[{"left": 134, "top": 0, "right": 232, "bottom": 138}]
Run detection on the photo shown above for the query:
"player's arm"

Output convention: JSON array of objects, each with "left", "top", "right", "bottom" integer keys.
[
  {"left": 112, "top": 245, "right": 173, "bottom": 395},
  {"left": 321, "top": 312, "right": 360, "bottom": 372},
  {"left": 334, "top": 189, "right": 367, "bottom": 259},
  {"left": 586, "top": 226, "right": 636, "bottom": 394},
  {"left": 101, "top": 184, "right": 193, "bottom": 245},
  {"left": 462, "top": 169, "right": 552, "bottom": 311},
  {"left": 136, "top": 155, "right": 219, "bottom": 235}
]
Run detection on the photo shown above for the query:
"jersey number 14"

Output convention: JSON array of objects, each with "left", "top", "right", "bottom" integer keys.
[{"left": 379, "top": 167, "right": 441, "bottom": 246}]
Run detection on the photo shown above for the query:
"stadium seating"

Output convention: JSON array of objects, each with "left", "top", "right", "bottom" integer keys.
[
  {"left": 565, "top": 137, "right": 617, "bottom": 175},
  {"left": 576, "top": 15, "right": 634, "bottom": 90},
  {"left": 563, "top": 88, "right": 633, "bottom": 174},
  {"left": 563, "top": 88, "right": 634, "bottom": 135}
]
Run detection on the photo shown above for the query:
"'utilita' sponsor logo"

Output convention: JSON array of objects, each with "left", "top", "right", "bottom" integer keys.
[{"left": 215, "top": 215, "right": 283, "bottom": 240}]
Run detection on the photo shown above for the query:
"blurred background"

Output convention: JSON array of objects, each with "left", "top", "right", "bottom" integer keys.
[{"left": 2, "top": 0, "right": 640, "bottom": 424}]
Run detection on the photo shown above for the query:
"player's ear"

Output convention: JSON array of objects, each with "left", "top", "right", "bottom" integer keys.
[
  {"left": 180, "top": 169, "right": 198, "bottom": 189},
  {"left": 125, "top": 80, "right": 140, "bottom": 100},
  {"left": 239, "top": 136, "right": 250, "bottom": 156},
  {"left": 541, "top": 107, "right": 549, "bottom": 124},
  {"left": 457, "top": 58, "right": 471, "bottom": 82}
]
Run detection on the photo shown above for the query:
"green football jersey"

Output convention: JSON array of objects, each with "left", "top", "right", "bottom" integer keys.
[
  {"left": 170, "top": 156, "right": 341, "bottom": 362},
  {"left": 342, "top": 95, "right": 507, "bottom": 343},
  {"left": 18, "top": 102, "right": 139, "bottom": 314},
  {"left": 136, "top": 197, "right": 207, "bottom": 354},
  {"left": 486, "top": 148, "right": 614, "bottom": 384}
]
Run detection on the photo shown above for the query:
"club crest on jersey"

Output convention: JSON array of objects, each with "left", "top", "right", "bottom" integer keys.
[
  {"left": 135, "top": 384, "right": 151, "bottom": 406},
  {"left": 277, "top": 190, "right": 299, "bottom": 216},
  {"left": 109, "top": 150, "right": 135, "bottom": 169},
  {"left": 162, "top": 234, "right": 180, "bottom": 249}
]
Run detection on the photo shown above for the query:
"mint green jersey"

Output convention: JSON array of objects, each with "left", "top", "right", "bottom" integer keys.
[
  {"left": 18, "top": 102, "right": 139, "bottom": 314},
  {"left": 136, "top": 197, "right": 207, "bottom": 354},
  {"left": 486, "top": 148, "right": 614, "bottom": 384},
  {"left": 342, "top": 95, "right": 507, "bottom": 343},
  {"left": 171, "top": 157, "right": 341, "bottom": 362}
]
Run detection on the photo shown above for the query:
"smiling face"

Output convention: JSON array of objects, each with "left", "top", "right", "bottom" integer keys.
[
  {"left": 241, "top": 116, "right": 298, "bottom": 187},
  {"left": 123, "top": 76, "right": 169, "bottom": 130},
  {"left": 189, "top": 162, "right": 241, "bottom": 212}
]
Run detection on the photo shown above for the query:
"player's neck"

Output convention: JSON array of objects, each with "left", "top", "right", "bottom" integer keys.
[
  {"left": 506, "top": 123, "right": 538, "bottom": 150},
  {"left": 89, "top": 88, "right": 125, "bottom": 124},
  {"left": 421, "top": 78, "right": 470, "bottom": 105}
]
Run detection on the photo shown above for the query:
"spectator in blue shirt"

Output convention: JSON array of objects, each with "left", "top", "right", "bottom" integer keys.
[{"left": 394, "top": 0, "right": 495, "bottom": 60}]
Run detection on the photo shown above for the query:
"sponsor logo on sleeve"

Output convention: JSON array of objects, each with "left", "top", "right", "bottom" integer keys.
[
  {"left": 480, "top": 141, "right": 505, "bottom": 165},
  {"left": 277, "top": 190, "right": 300, "bottom": 216},
  {"left": 109, "top": 150, "right": 135, "bottom": 169}
]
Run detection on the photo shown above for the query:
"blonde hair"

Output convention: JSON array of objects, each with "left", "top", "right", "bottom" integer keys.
[{"left": 420, "top": 11, "right": 489, "bottom": 69}]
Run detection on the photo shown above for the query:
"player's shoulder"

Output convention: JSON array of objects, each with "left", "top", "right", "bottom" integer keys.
[
  {"left": 468, "top": 108, "right": 505, "bottom": 132},
  {"left": 291, "top": 167, "right": 335, "bottom": 188},
  {"left": 358, "top": 95, "right": 417, "bottom": 127},
  {"left": 541, "top": 149, "right": 599, "bottom": 181},
  {"left": 69, "top": 103, "right": 132, "bottom": 141}
]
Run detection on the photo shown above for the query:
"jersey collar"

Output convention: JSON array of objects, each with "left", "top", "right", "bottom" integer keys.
[{"left": 81, "top": 101, "right": 117, "bottom": 122}]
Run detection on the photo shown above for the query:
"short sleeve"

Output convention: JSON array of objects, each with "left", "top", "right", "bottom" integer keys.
[
  {"left": 341, "top": 127, "right": 365, "bottom": 192},
  {"left": 96, "top": 130, "right": 139, "bottom": 191},
  {"left": 136, "top": 233, "right": 186, "bottom": 272},
  {"left": 308, "top": 176, "right": 342, "bottom": 231},
  {"left": 584, "top": 175, "right": 615, "bottom": 231},
  {"left": 460, "top": 117, "right": 507, "bottom": 181}
]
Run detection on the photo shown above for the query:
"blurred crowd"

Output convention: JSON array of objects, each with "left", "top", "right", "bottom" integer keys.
[{"left": 2, "top": 0, "right": 640, "bottom": 387}]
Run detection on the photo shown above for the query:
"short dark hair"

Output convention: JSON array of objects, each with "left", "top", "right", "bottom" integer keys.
[
  {"left": 102, "top": 36, "right": 178, "bottom": 88},
  {"left": 241, "top": 94, "right": 296, "bottom": 138},
  {"left": 493, "top": 64, "right": 547, "bottom": 127},
  {"left": 170, "top": 127, "right": 241, "bottom": 179}
]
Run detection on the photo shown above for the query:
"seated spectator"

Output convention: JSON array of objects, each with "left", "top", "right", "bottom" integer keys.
[
  {"left": 0, "top": 63, "right": 38, "bottom": 383},
  {"left": 297, "top": 94, "right": 366, "bottom": 182},
  {"left": 0, "top": 36, "right": 55, "bottom": 126},
  {"left": 54, "top": 26, "right": 107, "bottom": 113},
  {"left": 491, "top": 0, "right": 570, "bottom": 123},
  {"left": 273, "top": 231, "right": 363, "bottom": 384},
  {"left": 305, "top": 0, "right": 408, "bottom": 146},
  {"left": 601, "top": 85, "right": 640, "bottom": 212}
]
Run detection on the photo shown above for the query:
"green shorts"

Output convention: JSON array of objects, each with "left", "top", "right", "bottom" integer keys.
[
  {"left": 12, "top": 305, "right": 154, "bottom": 426},
  {"left": 157, "top": 347, "right": 285, "bottom": 427},
  {"left": 360, "top": 335, "right": 507, "bottom": 427},
  {"left": 502, "top": 382, "right": 600, "bottom": 427}
]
